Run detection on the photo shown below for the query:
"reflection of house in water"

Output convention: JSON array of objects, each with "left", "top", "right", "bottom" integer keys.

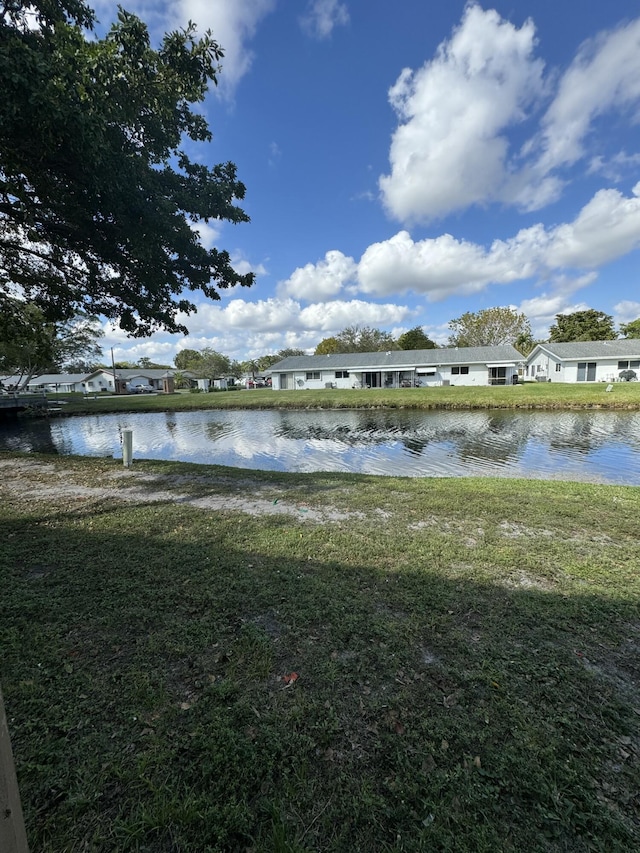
[
  {"left": 538, "top": 411, "right": 640, "bottom": 454},
  {"left": 275, "top": 409, "right": 528, "bottom": 465}
]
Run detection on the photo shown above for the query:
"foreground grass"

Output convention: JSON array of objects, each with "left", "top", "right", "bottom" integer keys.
[
  {"left": 1, "top": 454, "right": 639, "bottom": 851},
  {"left": 54, "top": 380, "right": 640, "bottom": 416}
]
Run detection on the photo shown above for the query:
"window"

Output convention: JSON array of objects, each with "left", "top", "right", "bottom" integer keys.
[
  {"left": 555, "top": 363, "right": 561, "bottom": 372},
  {"left": 632, "top": 361, "right": 640, "bottom": 369},
  {"left": 306, "top": 371, "right": 320, "bottom": 380},
  {"left": 618, "top": 361, "right": 629, "bottom": 369},
  {"left": 451, "top": 365, "right": 469, "bottom": 375},
  {"left": 335, "top": 370, "right": 350, "bottom": 378}
]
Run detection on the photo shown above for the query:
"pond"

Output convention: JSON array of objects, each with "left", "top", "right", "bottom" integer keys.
[{"left": 2, "top": 408, "right": 640, "bottom": 484}]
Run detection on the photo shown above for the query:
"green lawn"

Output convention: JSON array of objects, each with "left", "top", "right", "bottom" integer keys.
[
  {"left": 1, "top": 454, "right": 639, "bottom": 851},
  {"left": 53, "top": 380, "right": 640, "bottom": 416}
]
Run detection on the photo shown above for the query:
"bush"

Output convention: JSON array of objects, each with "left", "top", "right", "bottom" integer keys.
[{"left": 189, "top": 387, "right": 203, "bottom": 394}]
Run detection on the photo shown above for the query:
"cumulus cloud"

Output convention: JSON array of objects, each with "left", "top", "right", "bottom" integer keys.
[
  {"left": 277, "top": 250, "right": 357, "bottom": 301},
  {"left": 299, "top": 299, "right": 411, "bottom": 330},
  {"left": 614, "top": 300, "right": 640, "bottom": 324},
  {"left": 379, "top": 5, "right": 640, "bottom": 223},
  {"left": 300, "top": 0, "right": 349, "bottom": 40},
  {"left": 535, "top": 17, "right": 640, "bottom": 175},
  {"left": 357, "top": 185, "right": 640, "bottom": 299},
  {"left": 379, "top": 4, "right": 546, "bottom": 222}
]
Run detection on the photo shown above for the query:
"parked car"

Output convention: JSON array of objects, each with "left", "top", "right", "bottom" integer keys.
[{"left": 132, "top": 384, "right": 154, "bottom": 393}]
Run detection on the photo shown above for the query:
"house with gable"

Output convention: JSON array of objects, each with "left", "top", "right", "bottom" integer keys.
[{"left": 525, "top": 340, "right": 640, "bottom": 383}]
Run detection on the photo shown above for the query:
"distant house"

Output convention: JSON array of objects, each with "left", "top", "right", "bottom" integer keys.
[
  {"left": 2, "top": 368, "right": 195, "bottom": 394},
  {"left": 1, "top": 373, "right": 88, "bottom": 393},
  {"left": 266, "top": 346, "right": 524, "bottom": 390},
  {"left": 525, "top": 340, "right": 640, "bottom": 383}
]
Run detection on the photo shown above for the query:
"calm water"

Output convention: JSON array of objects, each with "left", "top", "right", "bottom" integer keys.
[{"left": 1, "top": 408, "right": 639, "bottom": 484}]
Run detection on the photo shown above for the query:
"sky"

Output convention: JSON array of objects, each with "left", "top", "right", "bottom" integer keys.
[{"left": 89, "top": 0, "right": 640, "bottom": 366}]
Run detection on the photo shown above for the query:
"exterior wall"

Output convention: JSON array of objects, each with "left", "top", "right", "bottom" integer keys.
[
  {"left": 273, "top": 363, "right": 518, "bottom": 389},
  {"left": 526, "top": 352, "right": 639, "bottom": 382},
  {"left": 86, "top": 371, "right": 115, "bottom": 391}
]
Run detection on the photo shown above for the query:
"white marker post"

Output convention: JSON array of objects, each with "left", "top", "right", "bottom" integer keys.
[
  {"left": 0, "top": 686, "right": 29, "bottom": 853},
  {"left": 122, "top": 429, "right": 133, "bottom": 467}
]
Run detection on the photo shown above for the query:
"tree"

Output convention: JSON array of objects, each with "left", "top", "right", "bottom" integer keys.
[
  {"left": 1, "top": 0, "right": 253, "bottom": 337},
  {"left": 513, "top": 331, "right": 536, "bottom": 356},
  {"left": 619, "top": 318, "right": 640, "bottom": 339},
  {"left": 174, "top": 349, "right": 204, "bottom": 371},
  {"left": 0, "top": 298, "right": 103, "bottom": 386},
  {"left": 257, "top": 348, "right": 306, "bottom": 370},
  {"left": 137, "top": 357, "right": 171, "bottom": 369},
  {"left": 276, "top": 348, "right": 306, "bottom": 358},
  {"left": 197, "top": 348, "right": 232, "bottom": 379},
  {"left": 315, "top": 326, "right": 398, "bottom": 354},
  {"left": 315, "top": 337, "right": 341, "bottom": 355},
  {"left": 448, "top": 307, "right": 531, "bottom": 347},
  {"left": 548, "top": 310, "right": 616, "bottom": 342},
  {"left": 397, "top": 326, "right": 437, "bottom": 350}
]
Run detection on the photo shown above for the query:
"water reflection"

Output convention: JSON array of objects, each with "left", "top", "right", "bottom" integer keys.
[{"left": 0, "top": 408, "right": 639, "bottom": 484}]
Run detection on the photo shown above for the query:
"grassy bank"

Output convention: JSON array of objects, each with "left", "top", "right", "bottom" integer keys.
[
  {"left": 1, "top": 453, "right": 639, "bottom": 851},
  {"left": 52, "top": 380, "right": 640, "bottom": 416}
]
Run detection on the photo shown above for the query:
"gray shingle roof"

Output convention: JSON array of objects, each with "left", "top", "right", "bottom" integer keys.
[
  {"left": 267, "top": 345, "right": 523, "bottom": 373},
  {"left": 26, "top": 374, "right": 89, "bottom": 385},
  {"left": 530, "top": 340, "right": 640, "bottom": 360}
]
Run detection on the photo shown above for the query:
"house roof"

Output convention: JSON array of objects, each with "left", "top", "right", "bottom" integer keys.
[
  {"left": 89, "top": 368, "right": 184, "bottom": 379},
  {"left": 266, "top": 345, "right": 524, "bottom": 373},
  {"left": 28, "top": 374, "right": 89, "bottom": 385},
  {"left": 528, "top": 339, "right": 640, "bottom": 361}
]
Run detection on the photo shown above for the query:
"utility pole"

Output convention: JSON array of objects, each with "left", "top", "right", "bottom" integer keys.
[
  {"left": 111, "top": 347, "right": 118, "bottom": 395},
  {"left": 0, "top": 686, "right": 29, "bottom": 853}
]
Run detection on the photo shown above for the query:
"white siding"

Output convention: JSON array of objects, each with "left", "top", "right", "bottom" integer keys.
[{"left": 526, "top": 351, "right": 639, "bottom": 383}]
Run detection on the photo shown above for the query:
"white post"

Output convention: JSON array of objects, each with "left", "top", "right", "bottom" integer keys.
[
  {"left": 0, "top": 687, "right": 29, "bottom": 853},
  {"left": 122, "top": 429, "right": 133, "bottom": 467}
]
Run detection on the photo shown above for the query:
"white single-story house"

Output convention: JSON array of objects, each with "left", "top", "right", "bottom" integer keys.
[
  {"left": 525, "top": 340, "right": 640, "bottom": 383},
  {"left": 266, "top": 346, "right": 524, "bottom": 390},
  {"left": 1, "top": 369, "right": 194, "bottom": 394}
]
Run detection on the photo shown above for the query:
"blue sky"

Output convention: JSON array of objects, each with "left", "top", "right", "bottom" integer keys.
[{"left": 92, "top": 0, "right": 640, "bottom": 366}]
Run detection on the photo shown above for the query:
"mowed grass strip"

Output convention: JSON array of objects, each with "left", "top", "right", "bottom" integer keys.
[
  {"left": 1, "top": 455, "right": 639, "bottom": 852},
  {"left": 56, "top": 380, "right": 640, "bottom": 416}
]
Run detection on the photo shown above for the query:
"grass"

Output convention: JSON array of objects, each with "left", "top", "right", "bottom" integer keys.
[
  {"left": 51, "top": 380, "right": 640, "bottom": 416},
  {"left": 1, "top": 453, "right": 639, "bottom": 851}
]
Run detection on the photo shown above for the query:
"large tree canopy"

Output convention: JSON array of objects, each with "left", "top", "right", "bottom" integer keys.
[
  {"left": 315, "top": 326, "right": 398, "bottom": 354},
  {"left": 548, "top": 310, "right": 616, "bottom": 342},
  {"left": 448, "top": 307, "right": 531, "bottom": 348},
  {"left": 0, "top": 0, "right": 253, "bottom": 336},
  {"left": 397, "top": 326, "right": 437, "bottom": 350}
]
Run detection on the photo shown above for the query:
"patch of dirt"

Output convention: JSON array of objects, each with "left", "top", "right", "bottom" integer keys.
[{"left": 0, "top": 457, "right": 362, "bottom": 524}]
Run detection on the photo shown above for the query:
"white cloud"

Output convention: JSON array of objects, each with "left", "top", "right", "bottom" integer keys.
[
  {"left": 535, "top": 18, "right": 640, "bottom": 175},
  {"left": 300, "top": 0, "right": 349, "bottom": 40},
  {"left": 357, "top": 185, "right": 640, "bottom": 299},
  {"left": 277, "top": 250, "right": 357, "bottom": 301},
  {"left": 379, "top": 7, "right": 640, "bottom": 224},
  {"left": 379, "top": 4, "right": 546, "bottom": 222},
  {"left": 192, "top": 221, "right": 221, "bottom": 249},
  {"left": 614, "top": 300, "right": 640, "bottom": 324},
  {"left": 299, "top": 299, "right": 411, "bottom": 331},
  {"left": 544, "top": 184, "right": 640, "bottom": 268}
]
